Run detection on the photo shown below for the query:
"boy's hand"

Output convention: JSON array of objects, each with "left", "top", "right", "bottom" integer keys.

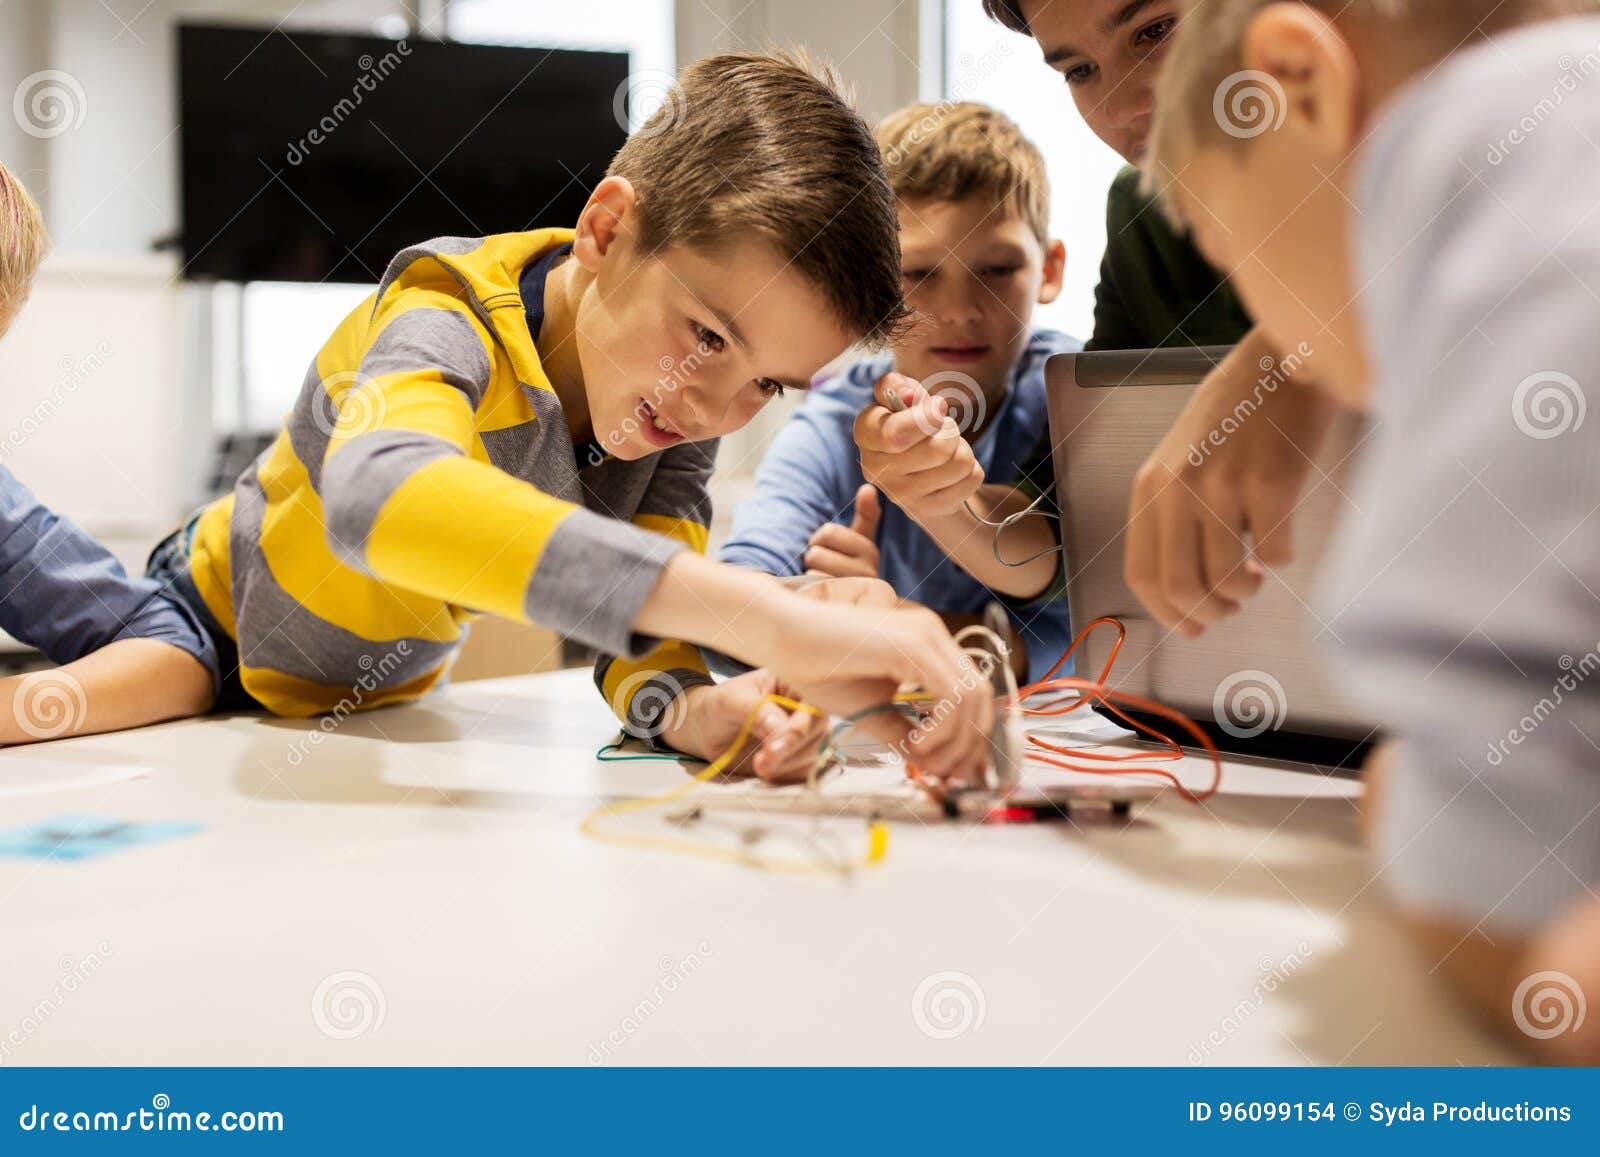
[
  {"left": 804, "top": 484, "right": 882, "bottom": 580},
  {"left": 659, "top": 670, "right": 830, "bottom": 784},
  {"left": 1125, "top": 331, "right": 1334, "bottom": 639},
  {"left": 854, "top": 373, "right": 986, "bottom": 522},
  {"left": 636, "top": 558, "right": 995, "bottom": 782},
  {"left": 769, "top": 580, "right": 995, "bottom": 781}
]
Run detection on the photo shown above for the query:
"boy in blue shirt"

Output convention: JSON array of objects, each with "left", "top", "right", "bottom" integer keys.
[
  {"left": 0, "top": 164, "right": 217, "bottom": 742},
  {"left": 720, "top": 103, "right": 1077, "bottom": 683}
]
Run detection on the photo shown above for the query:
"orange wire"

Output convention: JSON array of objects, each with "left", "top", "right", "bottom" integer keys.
[
  {"left": 902, "top": 615, "right": 1224, "bottom": 806},
  {"left": 1004, "top": 617, "right": 1223, "bottom": 804},
  {"left": 1018, "top": 677, "right": 1223, "bottom": 803}
]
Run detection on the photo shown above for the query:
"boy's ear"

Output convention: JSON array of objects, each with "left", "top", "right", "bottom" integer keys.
[
  {"left": 1240, "top": 2, "right": 1361, "bottom": 155},
  {"left": 571, "top": 176, "right": 639, "bottom": 273},
  {"left": 1037, "top": 239, "right": 1066, "bottom": 306}
]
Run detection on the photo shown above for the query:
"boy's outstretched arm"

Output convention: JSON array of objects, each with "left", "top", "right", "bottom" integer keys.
[
  {"left": 321, "top": 297, "right": 993, "bottom": 779},
  {"left": 854, "top": 374, "right": 1061, "bottom": 600},
  {"left": 0, "top": 639, "right": 213, "bottom": 745},
  {"left": 0, "top": 469, "right": 221, "bottom": 742},
  {"left": 633, "top": 556, "right": 994, "bottom": 779}
]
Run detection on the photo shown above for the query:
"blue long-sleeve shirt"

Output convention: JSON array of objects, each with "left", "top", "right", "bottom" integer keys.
[
  {"left": 719, "top": 329, "right": 1081, "bottom": 685},
  {"left": 0, "top": 466, "right": 218, "bottom": 686}
]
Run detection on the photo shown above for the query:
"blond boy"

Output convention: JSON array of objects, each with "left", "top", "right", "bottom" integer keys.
[{"left": 1146, "top": 0, "right": 1600, "bottom": 1060}]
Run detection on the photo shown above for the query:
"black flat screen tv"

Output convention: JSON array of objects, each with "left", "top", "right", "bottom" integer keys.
[{"left": 177, "top": 24, "right": 630, "bottom": 283}]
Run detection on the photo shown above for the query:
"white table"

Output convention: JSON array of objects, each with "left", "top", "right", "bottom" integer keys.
[{"left": 0, "top": 669, "right": 1514, "bottom": 1065}]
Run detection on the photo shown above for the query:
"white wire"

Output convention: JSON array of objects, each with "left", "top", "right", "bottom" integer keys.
[{"left": 964, "top": 486, "right": 1060, "bottom": 568}]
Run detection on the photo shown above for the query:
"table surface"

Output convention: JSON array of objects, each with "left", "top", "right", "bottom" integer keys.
[{"left": 0, "top": 669, "right": 1515, "bottom": 1066}]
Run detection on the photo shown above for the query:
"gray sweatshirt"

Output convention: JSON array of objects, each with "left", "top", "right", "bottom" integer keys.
[{"left": 1321, "top": 15, "right": 1600, "bottom": 934}]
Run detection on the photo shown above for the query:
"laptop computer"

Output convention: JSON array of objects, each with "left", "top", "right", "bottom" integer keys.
[{"left": 1045, "top": 347, "right": 1378, "bottom": 768}]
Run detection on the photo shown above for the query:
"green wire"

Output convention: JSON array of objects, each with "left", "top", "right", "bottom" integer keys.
[
  {"left": 827, "top": 702, "right": 921, "bottom": 750},
  {"left": 595, "top": 736, "right": 710, "bottom": 765}
]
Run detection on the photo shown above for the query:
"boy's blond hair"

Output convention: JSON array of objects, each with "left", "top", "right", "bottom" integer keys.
[
  {"left": 1145, "top": 0, "right": 1600, "bottom": 223},
  {"left": 608, "top": 50, "right": 912, "bottom": 347},
  {"left": 874, "top": 102, "right": 1051, "bottom": 245},
  {"left": 0, "top": 163, "right": 47, "bottom": 323}
]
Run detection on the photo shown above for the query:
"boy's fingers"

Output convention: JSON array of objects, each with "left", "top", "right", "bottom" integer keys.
[
  {"left": 808, "top": 522, "right": 874, "bottom": 558},
  {"left": 873, "top": 371, "right": 929, "bottom": 410},
  {"left": 803, "top": 544, "right": 875, "bottom": 579},
  {"left": 1158, "top": 504, "right": 1236, "bottom": 638},
  {"left": 1245, "top": 482, "right": 1299, "bottom": 568},
  {"left": 1199, "top": 496, "right": 1261, "bottom": 603},
  {"left": 850, "top": 484, "right": 882, "bottom": 539},
  {"left": 880, "top": 408, "right": 944, "bottom": 452},
  {"left": 755, "top": 708, "right": 827, "bottom": 782}
]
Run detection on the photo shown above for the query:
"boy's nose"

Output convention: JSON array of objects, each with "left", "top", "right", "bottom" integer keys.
[
  {"left": 1110, "top": 76, "right": 1155, "bottom": 130},
  {"left": 937, "top": 285, "right": 984, "bottom": 327}
]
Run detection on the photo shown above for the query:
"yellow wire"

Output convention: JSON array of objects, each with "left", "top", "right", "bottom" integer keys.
[{"left": 580, "top": 693, "right": 890, "bottom": 875}]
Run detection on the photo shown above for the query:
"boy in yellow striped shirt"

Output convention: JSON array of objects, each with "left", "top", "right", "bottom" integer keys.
[{"left": 148, "top": 51, "right": 994, "bottom": 781}]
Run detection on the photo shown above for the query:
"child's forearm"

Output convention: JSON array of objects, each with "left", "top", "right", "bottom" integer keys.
[
  {"left": 632, "top": 552, "right": 793, "bottom": 670},
  {"left": 915, "top": 485, "right": 1060, "bottom": 599},
  {"left": 0, "top": 639, "right": 215, "bottom": 745}
]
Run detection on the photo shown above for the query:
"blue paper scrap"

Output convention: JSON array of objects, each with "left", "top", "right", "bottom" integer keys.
[{"left": 0, "top": 814, "right": 202, "bottom": 861}]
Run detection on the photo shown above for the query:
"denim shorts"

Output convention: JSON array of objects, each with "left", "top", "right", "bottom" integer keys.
[{"left": 146, "top": 515, "right": 254, "bottom": 711}]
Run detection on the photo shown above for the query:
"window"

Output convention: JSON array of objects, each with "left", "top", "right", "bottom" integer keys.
[{"left": 944, "top": 2, "right": 1125, "bottom": 341}]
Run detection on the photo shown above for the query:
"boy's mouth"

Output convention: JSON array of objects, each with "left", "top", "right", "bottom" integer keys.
[
  {"left": 636, "top": 398, "right": 686, "bottom": 448},
  {"left": 930, "top": 345, "right": 991, "bottom": 366}
]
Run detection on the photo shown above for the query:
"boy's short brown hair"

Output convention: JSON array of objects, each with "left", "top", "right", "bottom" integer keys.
[
  {"left": 875, "top": 102, "right": 1051, "bottom": 245},
  {"left": 981, "top": 0, "right": 1030, "bottom": 34},
  {"left": 607, "top": 50, "right": 912, "bottom": 347},
  {"left": 0, "top": 163, "right": 48, "bottom": 324},
  {"left": 1147, "top": 0, "right": 1600, "bottom": 224}
]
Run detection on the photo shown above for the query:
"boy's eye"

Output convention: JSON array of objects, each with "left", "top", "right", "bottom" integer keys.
[
  {"left": 756, "top": 378, "right": 786, "bottom": 399},
  {"left": 1134, "top": 16, "right": 1177, "bottom": 48},
  {"left": 902, "top": 268, "right": 932, "bottom": 283},
  {"left": 982, "top": 265, "right": 1022, "bottom": 278},
  {"left": 691, "top": 321, "right": 726, "bottom": 353},
  {"left": 1062, "top": 62, "right": 1096, "bottom": 86}
]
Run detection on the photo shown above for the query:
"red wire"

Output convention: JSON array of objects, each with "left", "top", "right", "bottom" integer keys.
[
  {"left": 1008, "top": 617, "right": 1224, "bottom": 804},
  {"left": 905, "top": 615, "right": 1224, "bottom": 805}
]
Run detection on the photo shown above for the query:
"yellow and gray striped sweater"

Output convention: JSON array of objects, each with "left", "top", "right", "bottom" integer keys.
[{"left": 185, "top": 230, "right": 713, "bottom": 729}]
